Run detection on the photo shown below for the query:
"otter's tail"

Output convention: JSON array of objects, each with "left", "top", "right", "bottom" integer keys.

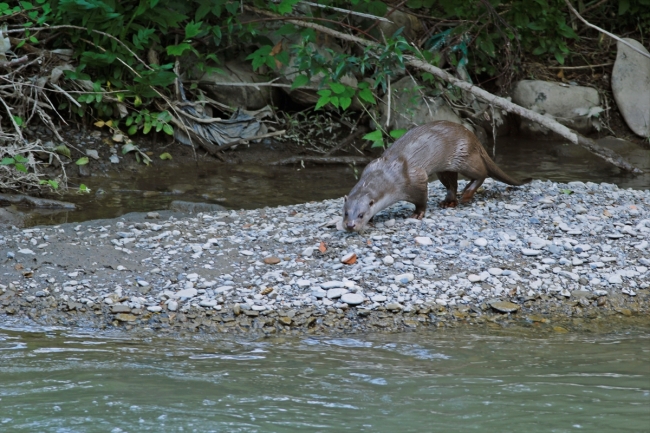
[{"left": 483, "top": 154, "right": 532, "bottom": 186}]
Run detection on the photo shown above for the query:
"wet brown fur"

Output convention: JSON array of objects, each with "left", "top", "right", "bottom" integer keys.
[{"left": 342, "top": 121, "right": 531, "bottom": 231}]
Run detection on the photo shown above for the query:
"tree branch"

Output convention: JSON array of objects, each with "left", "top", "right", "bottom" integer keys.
[{"left": 247, "top": 6, "right": 642, "bottom": 174}]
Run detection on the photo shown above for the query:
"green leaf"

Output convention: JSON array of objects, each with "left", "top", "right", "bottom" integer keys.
[
  {"left": 340, "top": 97, "right": 351, "bottom": 110},
  {"left": 55, "top": 145, "right": 71, "bottom": 158},
  {"left": 122, "top": 143, "right": 137, "bottom": 154},
  {"left": 554, "top": 52, "right": 565, "bottom": 64},
  {"left": 358, "top": 88, "right": 376, "bottom": 104},
  {"left": 159, "top": 152, "right": 172, "bottom": 160},
  {"left": 330, "top": 83, "right": 346, "bottom": 94},
  {"left": 128, "top": 125, "right": 138, "bottom": 135},
  {"left": 1, "top": 157, "right": 15, "bottom": 165},
  {"left": 15, "top": 163, "right": 27, "bottom": 173},
  {"left": 14, "top": 154, "right": 27, "bottom": 163},
  {"left": 76, "top": 157, "right": 89, "bottom": 165},
  {"left": 78, "top": 183, "right": 90, "bottom": 193},
  {"left": 363, "top": 130, "right": 383, "bottom": 142},
  {"left": 291, "top": 75, "right": 309, "bottom": 90},
  {"left": 162, "top": 124, "right": 174, "bottom": 135},
  {"left": 314, "top": 95, "right": 331, "bottom": 110},
  {"left": 12, "top": 115, "right": 23, "bottom": 126},
  {"left": 389, "top": 129, "right": 406, "bottom": 139},
  {"left": 561, "top": 189, "right": 573, "bottom": 195},
  {"left": 143, "top": 122, "right": 152, "bottom": 134},
  {"left": 185, "top": 20, "right": 202, "bottom": 39},
  {"left": 166, "top": 43, "right": 192, "bottom": 56}
]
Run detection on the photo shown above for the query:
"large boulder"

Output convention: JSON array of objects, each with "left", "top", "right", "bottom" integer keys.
[
  {"left": 611, "top": 38, "right": 650, "bottom": 138},
  {"left": 379, "top": 76, "right": 463, "bottom": 131},
  {"left": 512, "top": 80, "right": 601, "bottom": 135},
  {"left": 376, "top": 10, "right": 422, "bottom": 41},
  {"left": 200, "top": 60, "right": 278, "bottom": 110}
]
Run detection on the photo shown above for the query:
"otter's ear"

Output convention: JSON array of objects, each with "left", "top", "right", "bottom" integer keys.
[
  {"left": 369, "top": 199, "right": 374, "bottom": 207},
  {"left": 344, "top": 195, "right": 348, "bottom": 202}
]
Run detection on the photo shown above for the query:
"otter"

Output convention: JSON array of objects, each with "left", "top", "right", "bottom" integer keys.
[{"left": 342, "top": 121, "right": 531, "bottom": 232}]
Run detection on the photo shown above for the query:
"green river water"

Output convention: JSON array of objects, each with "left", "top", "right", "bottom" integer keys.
[{"left": 1, "top": 325, "right": 648, "bottom": 433}]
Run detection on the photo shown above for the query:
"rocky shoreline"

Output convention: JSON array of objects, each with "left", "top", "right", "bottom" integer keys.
[{"left": 0, "top": 179, "right": 648, "bottom": 335}]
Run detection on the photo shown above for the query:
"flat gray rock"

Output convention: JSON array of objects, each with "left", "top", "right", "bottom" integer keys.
[
  {"left": 489, "top": 300, "right": 520, "bottom": 313},
  {"left": 341, "top": 293, "right": 364, "bottom": 305}
]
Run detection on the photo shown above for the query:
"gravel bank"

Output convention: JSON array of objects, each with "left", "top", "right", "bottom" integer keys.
[{"left": 1, "top": 179, "right": 648, "bottom": 335}]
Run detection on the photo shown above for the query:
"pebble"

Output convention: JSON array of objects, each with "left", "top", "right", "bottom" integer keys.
[
  {"left": 327, "top": 288, "right": 348, "bottom": 299},
  {"left": 489, "top": 300, "right": 520, "bottom": 313},
  {"left": 1, "top": 178, "right": 647, "bottom": 333},
  {"left": 474, "top": 238, "right": 488, "bottom": 247},
  {"left": 395, "top": 273, "right": 414, "bottom": 284},
  {"left": 341, "top": 293, "right": 364, "bottom": 305}
]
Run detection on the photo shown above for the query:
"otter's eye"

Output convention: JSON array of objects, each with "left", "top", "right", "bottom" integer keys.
[
  {"left": 358, "top": 213, "right": 364, "bottom": 219},
  {"left": 344, "top": 212, "right": 348, "bottom": 217}
]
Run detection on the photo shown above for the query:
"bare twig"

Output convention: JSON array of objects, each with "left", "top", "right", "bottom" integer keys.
[
  {"left": 249, "top": 6, "right": 642, "bottom": 173},
  {"left": 564, "top": 0, "right": 650, "bottom": 60},
  {"left": 300, "top": 1, "right": 393, "bottom": 22}
]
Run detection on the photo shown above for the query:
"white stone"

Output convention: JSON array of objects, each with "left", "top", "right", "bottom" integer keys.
[
  {"left": 607, "top": 274, "right": 623, "bottom": 284},
  {"left": 340, "top": 252, "right": 356, "bottom": 263},
  {"left": 147, "top": 306, "right": 162, "bottom": 313},
  {"left": 199, "top": 299, "right": 217, "bottom": 307},
  {"left": 488, "top": 267, "right": 503, "bottom": 276},
  {"left": 521, "top": 248, "right": 543, "bottom": 256},
  {"left": 321, "top": 281, "right": 345, "bottom": 289},
  {"left": 296, "top": 279, "right": 311, "bottom": 288},
  {"left": 167, "top": 300, "right": 178, "bottom": 311},
  {"left": 415, "top": 236, "right": 433, "bottom": 246},
  {"left": 327, "top": 288, "right": 348, "bottom": 299},
  {"left": 383, "top": 255, "right": 395, "bottom": 265},
  {"left": 137, "top": 280, "right": 150, "bottom": 287},
  {"left": 395, "top": 273, "right": 414, "bottom": 284},
  {"left": 371, "top": 295, "right": 387, "bottom": 302},
  {"left": 302, "top": 247, "right": 314, "bottom": 257},
  {"left": 174, "top": 288, "right": 198, "bottom": 299},
  {"left": 474, "top": 238, "right": 488, "bottom": 247},
  {"left": 341, "top": 293, "right": 364, "bottom": 305}
]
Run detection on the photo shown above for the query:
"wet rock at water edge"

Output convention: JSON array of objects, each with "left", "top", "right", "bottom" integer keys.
[{"left": 489, "top": 300, "right": 521, "bottom": 314}]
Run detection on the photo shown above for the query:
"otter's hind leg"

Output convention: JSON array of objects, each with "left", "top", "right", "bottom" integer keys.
[
  {"left": 459, "top": 178, "right": 485, "bottom": 203},
  {"left": 436, "top": 171, "right": 459, "bottom": 208}
]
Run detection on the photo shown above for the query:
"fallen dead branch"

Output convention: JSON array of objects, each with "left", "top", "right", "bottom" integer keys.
[{"left": 246, "top": 5, "right": 643, "bottom": 174}]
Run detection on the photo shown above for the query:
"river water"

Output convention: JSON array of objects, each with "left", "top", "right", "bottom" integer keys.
[
  {"left": 24, "top": 135, "right": 650, "bottom": 227},
  {"left": 1, "top": 325, "right": 648, "bottom": 432}
]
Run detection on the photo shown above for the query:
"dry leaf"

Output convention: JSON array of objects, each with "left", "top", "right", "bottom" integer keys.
[
  {"left": 319, "top": 241, "right": 327, "bottom": 253},
  {"left": 603, "top": 209, "right": 612, "bottom": 217},
  {"left": 14, "top": 264, "right": 23, "bottom": 270},
  {"left": 261, "top": 287, "right": 273, "bottom": 295},
  {"left": 342, "top": 253, "right": 357, "bottom": 265}
]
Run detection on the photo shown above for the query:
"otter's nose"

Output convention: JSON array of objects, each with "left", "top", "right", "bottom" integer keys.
[{"left": 345, "top": 221, "right": 356, "bottom": 231}]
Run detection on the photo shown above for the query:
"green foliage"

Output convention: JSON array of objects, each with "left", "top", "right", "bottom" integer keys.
[
  {"left": 39, "top": 179, "right": 60, "bottom": 190},
  {"left": 1, "top": 154, "right": 28, "bottom": 173},
  {"left": 123, "top": 110, "right": 173, "bottom": 136}
]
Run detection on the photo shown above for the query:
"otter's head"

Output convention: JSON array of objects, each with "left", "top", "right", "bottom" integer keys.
[{"left": 343, "top": 194, "right": 374, "bottom": 232}]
